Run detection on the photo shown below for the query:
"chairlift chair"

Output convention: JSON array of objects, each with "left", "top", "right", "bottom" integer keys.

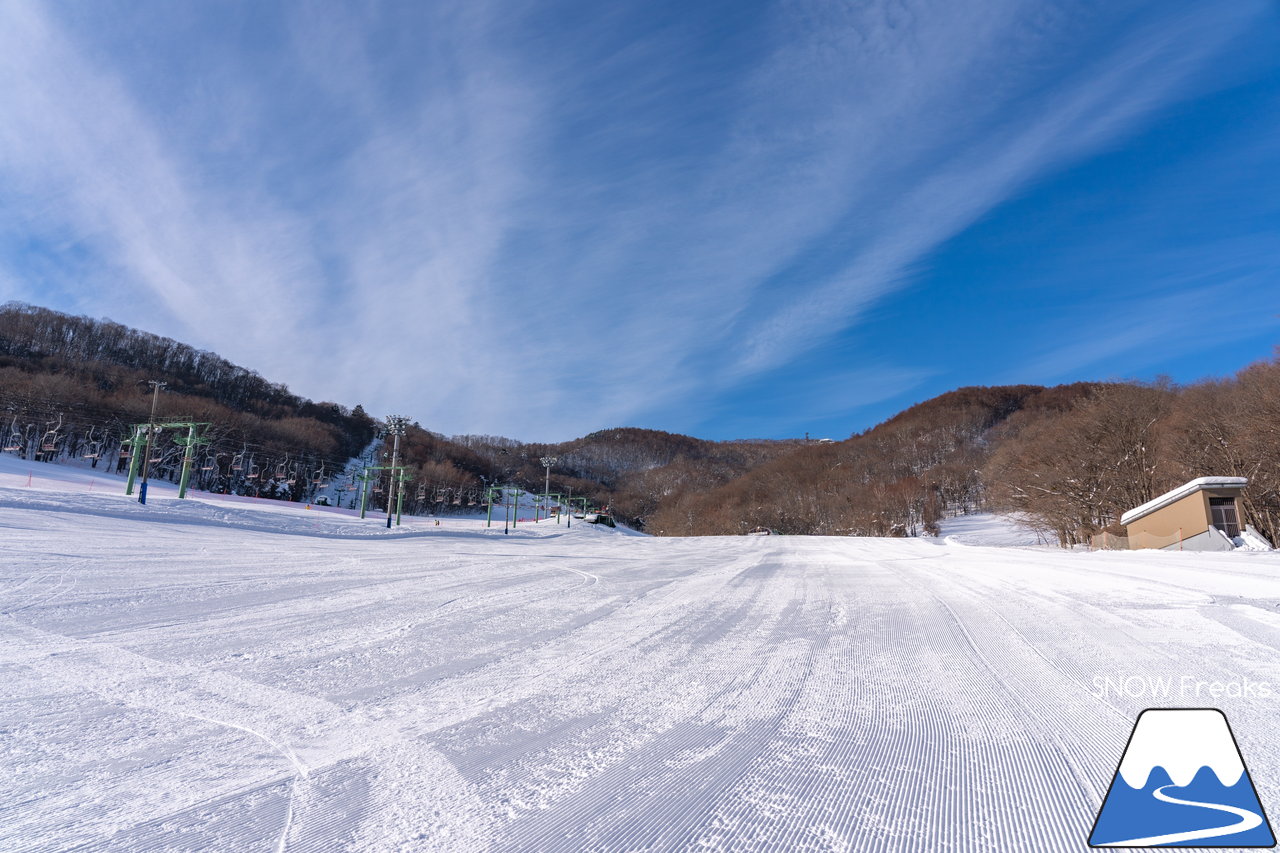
[
  {"left": 82, "top": 427, "right": 101, "bottom": 459},
  {"left": 40, "top": 415, "right": 62, "bottom": 452},
  {"left": 201, "top": 453, "right": 218, "bottom": 471}
]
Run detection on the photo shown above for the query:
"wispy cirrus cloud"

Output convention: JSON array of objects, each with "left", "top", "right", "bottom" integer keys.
[{"left": 0, "top": 0, "right": 1273, "bottom": 439}]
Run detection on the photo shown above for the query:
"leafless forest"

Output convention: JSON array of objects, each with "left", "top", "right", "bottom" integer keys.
[{"left": 2, "top": 302, "right": 1277, "bottom": 544}]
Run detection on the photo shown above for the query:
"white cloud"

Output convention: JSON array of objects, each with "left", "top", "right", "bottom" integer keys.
[{"left": 0, "top": 0, "right": 1270, "bottom": 440}]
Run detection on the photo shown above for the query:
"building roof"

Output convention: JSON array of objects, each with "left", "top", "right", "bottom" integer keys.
[{"left": 1121, "top": 477, "right": 1248, "bottom": 526}]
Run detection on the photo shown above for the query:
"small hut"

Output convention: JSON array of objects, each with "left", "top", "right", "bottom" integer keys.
[{"left": 1121, "top": 477, "right": 1251, "bottom": 551}]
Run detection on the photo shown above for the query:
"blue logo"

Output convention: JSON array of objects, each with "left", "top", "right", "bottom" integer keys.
[{"left": 1090, "top": 708, "right": 1275, "bottom": 847}]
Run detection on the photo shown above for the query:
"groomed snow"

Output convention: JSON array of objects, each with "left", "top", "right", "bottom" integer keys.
[{"left": 4, "top": 456, "right": 1280, "bottom": 851}]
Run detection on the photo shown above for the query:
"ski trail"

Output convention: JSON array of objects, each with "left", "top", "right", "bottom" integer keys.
[
  {"left": 172, "top": 710, "right": 308, "bottom": 853},
  {"left": 2, "top": 560, "right": 86, "bottom": 614},
  {"left": 554, "top": 566, "right": 600, "bottom": 585},
  {"left": 1098, "top": 784, "right": 1264, "bottom": 847}
]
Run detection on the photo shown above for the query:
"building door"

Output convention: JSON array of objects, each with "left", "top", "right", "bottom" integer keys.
[{"left": 1209, "top": 497, "right": 1241, "bottom": 538}]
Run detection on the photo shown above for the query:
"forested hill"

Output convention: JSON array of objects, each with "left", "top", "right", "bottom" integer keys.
[
  {"left": 647, "top": 355, "right": 1280, "bottom": 547},
  {"left": 4, "top": 302, "right": 1276, "bottom": 544},
  {"left": 0, "top": 303, "right": 796, "bottom": 513},
  {"left": 0, "top": 302, "right": 377, "bottom": 499},
  {"left": 644, "top": 383, "right": 1100, "bottom": 537}
]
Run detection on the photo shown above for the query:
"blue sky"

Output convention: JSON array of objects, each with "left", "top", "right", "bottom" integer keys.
[{"left": 0, "top": 1, "right": 1277, "bottom": 441}]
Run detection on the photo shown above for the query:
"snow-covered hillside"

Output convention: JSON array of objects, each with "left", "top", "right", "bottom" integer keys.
[{"left": 4, "top": 457, "right": 1280, "bottom": 851}]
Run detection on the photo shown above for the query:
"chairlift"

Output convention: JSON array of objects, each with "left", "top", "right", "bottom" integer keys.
[
  {"left": 82, "top": 427, "right": 102, "bottom": 459},
  {"left": 201, "top": 453, "right": 218, "bottom": 471},
  {"left": 4, "top": 416, "right": 23, "bottom": 452},
  {"left": 287, "top": 463, "right": 299, "bottom": 485},
  {"left": 40, "top": 415, "right": 63, "bottom": 452},
  {"left": 246, "top": 457, "right": 259, "bottom": 480},
  {"left": 231, "top": 450, "right": 245, "bottom": 471},
  {"left": 275, "top": 460, "right": 288, "bottom": 480}
]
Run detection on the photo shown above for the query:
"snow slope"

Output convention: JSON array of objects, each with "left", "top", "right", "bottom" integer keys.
[
  {"left": 937, "top": 512, "right": 1047, "bottom": 547},
  {"left": 4, "top": 457, "right": 1280, "bottom": 851}
]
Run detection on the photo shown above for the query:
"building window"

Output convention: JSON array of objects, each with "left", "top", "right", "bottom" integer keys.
[{"left": 1209, "top": 497, "right": 1241, "bottom": 538}]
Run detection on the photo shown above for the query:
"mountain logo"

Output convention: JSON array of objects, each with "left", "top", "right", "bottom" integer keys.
[{"left": 1089, "top": 708, "right": 1275, "bottom": 847}]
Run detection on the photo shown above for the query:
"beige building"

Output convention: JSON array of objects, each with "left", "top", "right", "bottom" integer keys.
[{"left": 1121, "top": 476, "right": 1248, "bottom": 551}]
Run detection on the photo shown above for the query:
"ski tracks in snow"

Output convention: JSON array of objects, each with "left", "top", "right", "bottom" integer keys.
[
  {"left": 8, "top": 502, "right": 1280, "bottom": 852},
  {"left": 0, "top": 616, "right": 494, "bottom": 852}
]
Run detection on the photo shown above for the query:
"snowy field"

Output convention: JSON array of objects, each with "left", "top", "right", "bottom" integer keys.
[{"left": 5, "top": 457, "right": 1280, "bottom": 851}]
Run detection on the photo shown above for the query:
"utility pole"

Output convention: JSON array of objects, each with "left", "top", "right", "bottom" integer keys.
[
  {"left": 383, "top": 416, "right": 408, "bottom": 529},
  {"left": 566, "top": 484, "right": 573, "bottom": 528},
  {"left": 138, "top": 380, "right": 166, "bottom": 504},
  {"left": 540, "top": 455, "right": 560, "bottom": 522}
]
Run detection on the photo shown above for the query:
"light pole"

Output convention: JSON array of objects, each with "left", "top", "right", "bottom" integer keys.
[
  {"left": 539, "top": 456, "right": 557, "bottom": 523},
  {"left": 384, "top": 416, "right": 408, "bottom": 529},
  {"left": 138, "top": 380, "right": 166, "bottom": 504}
]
